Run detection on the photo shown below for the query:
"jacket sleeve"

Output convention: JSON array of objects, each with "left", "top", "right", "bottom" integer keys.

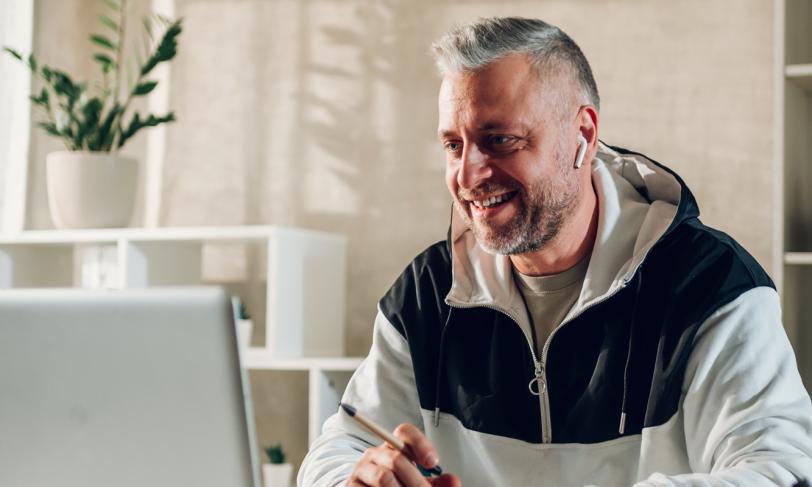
[
  {"left": 633, "top": 286, "right": 812, "bottom": 486},
  {"left": 297, "top": 307, "right": 424, "bottom": 487}
]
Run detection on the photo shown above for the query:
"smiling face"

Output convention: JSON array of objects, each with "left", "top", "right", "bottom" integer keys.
[{"left": 439, "top": 54, "right": 582, "bottom": 255}]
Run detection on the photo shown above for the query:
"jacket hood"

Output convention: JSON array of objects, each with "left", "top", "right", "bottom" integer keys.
[{"left": 444, "top": 141, "right": 699, "bottom": 329}]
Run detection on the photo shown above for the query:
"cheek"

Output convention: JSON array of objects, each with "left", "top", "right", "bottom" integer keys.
[{"left": 445, "top": 166, "right": 459, "bottom": 196}]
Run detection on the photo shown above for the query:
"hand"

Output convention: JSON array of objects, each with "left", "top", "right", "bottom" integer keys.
[{"left": 347, "top": 423, "right": 461, "bottom": 487}]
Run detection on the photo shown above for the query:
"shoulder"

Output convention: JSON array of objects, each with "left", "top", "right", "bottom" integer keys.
[
  {"left": 663, "top": 218, "right": 772, "bottom": 285},
  {"left": 378, "top": 240, "right": 451, "bottom": 337},
  {"left": 645, "top": 217, "right": 774, "bottom": 324}
]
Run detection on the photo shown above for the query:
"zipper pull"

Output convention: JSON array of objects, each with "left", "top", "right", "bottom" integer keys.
[{"left": 528, "top": 361, "right": 546, "bottom": 396}]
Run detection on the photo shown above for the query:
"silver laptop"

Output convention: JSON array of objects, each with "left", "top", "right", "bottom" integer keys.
[{"left": 0, "top": 287, "right": 259, "bottom": 487}]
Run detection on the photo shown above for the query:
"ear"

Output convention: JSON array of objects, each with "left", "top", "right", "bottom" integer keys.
[{"left": 576, "top": 104, "right": 599, "bottom": 163}]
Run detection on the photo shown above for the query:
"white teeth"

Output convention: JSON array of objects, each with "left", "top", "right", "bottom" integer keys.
[{"left": 472, "top": 193, "right": 510, "bottom": 208}]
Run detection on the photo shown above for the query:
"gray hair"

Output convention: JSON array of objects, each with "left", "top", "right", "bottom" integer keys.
[{"left": 431, "top": 17, "right": 600, "bottom": 112}]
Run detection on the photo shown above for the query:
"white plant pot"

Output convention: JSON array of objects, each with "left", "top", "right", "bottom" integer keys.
[
  {"left": 262, "top": 463, "right": 293, "bottom": 487},
  {"left": 46, "top": 151, "right": 138, "bottom": 229}
]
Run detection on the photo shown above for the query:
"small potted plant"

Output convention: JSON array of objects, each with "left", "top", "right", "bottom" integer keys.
[
  {"left": 262, "top": 443, "right": 293, "bottom": 487},
  {"left": 3, "top": 0, "right": 182, "bottom": 229}
]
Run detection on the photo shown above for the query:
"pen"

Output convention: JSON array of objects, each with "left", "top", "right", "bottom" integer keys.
[{"left": 339, "top": 402, "right": 444, "bottom": 477}]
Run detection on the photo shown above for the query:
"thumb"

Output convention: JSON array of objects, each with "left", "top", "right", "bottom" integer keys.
[{"left": 429, "top": 474, "right": 461, "bottom": 487}]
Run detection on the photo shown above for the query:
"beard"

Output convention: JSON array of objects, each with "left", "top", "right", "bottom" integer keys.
[{"left": 455, "top": 150, "right": 581, "bottom": 256}]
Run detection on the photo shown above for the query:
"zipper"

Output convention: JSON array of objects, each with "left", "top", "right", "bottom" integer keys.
[
  {"left": 444, "top": 257, "right": 644, "bottom": 444},
  {"left": 516, "top": 292, "right": 549, "bottom": 443},
  {"left": 445, "top": 300, "right": 547, "bottom": 441},
  {"left": 534, "top": 276, "right": 637, "bottom": 442},
  {"left": 529, "top": 358, "right": 552, "bottom": 443},
  {"left": 539, "top": 267, "right": 645, "bottom": 382}
]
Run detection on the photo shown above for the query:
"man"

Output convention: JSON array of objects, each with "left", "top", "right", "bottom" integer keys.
[{"left": 299, "top": 17, "right": 812, "bottom": 486}]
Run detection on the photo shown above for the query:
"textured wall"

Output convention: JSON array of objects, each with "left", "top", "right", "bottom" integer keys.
[
  {"left": 154, "top": 0, "right": 774, "bottom": 357},
  {"left": 26, "top": 0, "right": 774, "bottom": 470}
]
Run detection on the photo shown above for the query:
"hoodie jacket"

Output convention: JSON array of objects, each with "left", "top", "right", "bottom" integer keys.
[{"left": 298, "top": 143, "right": 812, "bottom": 486}]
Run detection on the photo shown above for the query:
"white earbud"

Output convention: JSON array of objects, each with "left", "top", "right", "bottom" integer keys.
[{"left": 575, "top": 134, "right": 588, "bottom": 169}]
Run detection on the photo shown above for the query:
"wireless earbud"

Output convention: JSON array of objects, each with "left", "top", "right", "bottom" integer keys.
[{"left": 575, "top": 134, "right": 588, "bottom": 169}]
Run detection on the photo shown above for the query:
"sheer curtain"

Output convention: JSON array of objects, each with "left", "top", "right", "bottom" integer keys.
[{"left": 0, "top": 1, "right": 33, "bottom": 234}]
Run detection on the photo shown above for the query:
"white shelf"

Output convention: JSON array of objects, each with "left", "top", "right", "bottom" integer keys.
[
  {"left": 0, "top": 224, "right": 355, "bottom": 448},
  {"left": 785, "top": 252, "right": 812, "bottom": 265},
  {"left": 242, "top": 349, "right": 364, "bottom": 371},
  {"left": 242, "top": 349, "right": 364, "bottom": 444},
  {"left": 786, "top": 64, "right": 812, "bottom": 91},
  {"left": 239, "top": 349, "right": 364, "bottom": 445},
  {"left": 0, "top": 224, "right": 348, "bottom": 357},
  {"left": 0, "top": 225, "right": 344, "bottom": 245}
]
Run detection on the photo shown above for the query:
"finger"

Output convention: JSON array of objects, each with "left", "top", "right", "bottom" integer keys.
[
  {"left": 368, "top": 445, "right": 428, "bottom": 487},
  {"left": 428, "top": 474, "right": 461, "bottom": 487},
  {"left": 353, "top": 458, "right": 401, "bottom": 487},
  {"left": 392, "top": 423, "right": 440, "bottom": 469},
  {"left": 346, "top": 478, "right": 372, "bottom": 487}
]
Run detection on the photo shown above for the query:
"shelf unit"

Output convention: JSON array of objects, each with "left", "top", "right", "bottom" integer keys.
[
  {"left": 777, "top": 0, "right": 812, "bottom": 389},
  {"left": 0, "top": 225, "right": 348, "bottom": 357},
  {"left": 243, "top": 351, "right": 363, "bottom": 445},
  {"left": 0, "top": 226, "right": 363, "bottom": 456}
]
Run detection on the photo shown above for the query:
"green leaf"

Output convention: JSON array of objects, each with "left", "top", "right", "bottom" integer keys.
[
  {"left": 99, "top": 14, "right": 118, "bottom": 31},
  {"left": 27, "top": 54, "right": 37, "bottom": 71},
  {"left": 117, "top": 111, "right": 175, "bottom": 149},
  {"left": 37, "top": 121, "right": 61, "bottom": 137},
  {"left": 51, "top": 70, "right": 78, "bottom": 99},
  {"left": 140, "top": 19, "right": 182, "bottom": 77},
  {"left": 90, "top": 34, "right": 116, "bottom": 51},
  {"left": 75, "top": 97, "right": 104, "bottom": 149},
  {"left": 82, "top": 98, "right": 103, "bottom": 122},
  {"left": 41, "top": 65, "right": 53, "bottom": 82},
  {"left": 93, "top": 52, "right": 115, "bottom": 68},
  {"left": 133, "top": 80, "right": 158, "bottom": 96},
  {"left": 29, "top": 88, "right": 49, "bottom": 107},
  {"left": 96, "top": 104, "right": 122, "bottom": 151},
  {"left": 102, "top": 0, "right": 120, "bottom": 11},
  {"left": 2, "top": 46, "right": 23, "bottom": 61},
  {"left": 264, "top": 444, "right": 286, "bottom": 464},
  {"left": 49, "top": 70, "right": 85, "bottom": 116}
]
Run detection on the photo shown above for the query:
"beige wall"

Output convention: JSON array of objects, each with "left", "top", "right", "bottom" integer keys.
[
  {"left": 161, "top": 0, "right": 775, "bottom": 357},
  {"left": 27, "top": 0, "right": 774, "bottom": 469}
]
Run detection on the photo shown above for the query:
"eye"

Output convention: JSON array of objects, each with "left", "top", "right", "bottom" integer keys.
[
  {"left": 444, "top": 141, "right": 462, "bottom": 154},
  {"left": 489, "top": 135, "right": 512, "bottom": 145},
  {"left": 486, "top": 134, "right": 519, "bottom": 153}
]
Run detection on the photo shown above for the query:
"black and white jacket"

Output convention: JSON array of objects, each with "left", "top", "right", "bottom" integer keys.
[{"left": 299, "top": 143, "right": 812, "bottom": 486}]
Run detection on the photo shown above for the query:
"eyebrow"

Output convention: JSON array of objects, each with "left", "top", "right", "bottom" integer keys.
[{"left": 437, "top": 122, "right": 529, "bottom": 139}]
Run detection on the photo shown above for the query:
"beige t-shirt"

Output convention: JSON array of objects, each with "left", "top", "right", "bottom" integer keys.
[{"left": 513, "top": 257, "right": 590, "bottom": 355}]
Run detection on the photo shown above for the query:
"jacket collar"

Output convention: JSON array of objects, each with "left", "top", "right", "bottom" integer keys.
[{"left": 444, "top": 142, "right": 694, "bottom": 329}]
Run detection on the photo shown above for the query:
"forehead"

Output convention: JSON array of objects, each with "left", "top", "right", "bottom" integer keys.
[{"left": 437, "top": 54, "right": 553, "bottom": 132}]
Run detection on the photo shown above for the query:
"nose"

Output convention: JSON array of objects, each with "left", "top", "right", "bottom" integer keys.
[{"left": 457, "top": 143, "right": 492, "bottom": 190}]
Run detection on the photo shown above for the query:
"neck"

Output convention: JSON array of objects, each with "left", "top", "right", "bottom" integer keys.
[{"left": 509, "top": 182, "right": 599, "bottom": 277}]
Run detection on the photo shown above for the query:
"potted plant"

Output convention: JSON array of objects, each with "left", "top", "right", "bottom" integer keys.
[
  {"left": 3, "top": 0, "right": 182, "bottom": 229},
  {"left": 262, "top": 443, "right": 293, "bottom": 487}
]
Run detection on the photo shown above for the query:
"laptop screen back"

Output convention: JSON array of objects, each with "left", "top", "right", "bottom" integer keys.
[{"left": 0, "top": 287, "right": 258, "bottom": 487}]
